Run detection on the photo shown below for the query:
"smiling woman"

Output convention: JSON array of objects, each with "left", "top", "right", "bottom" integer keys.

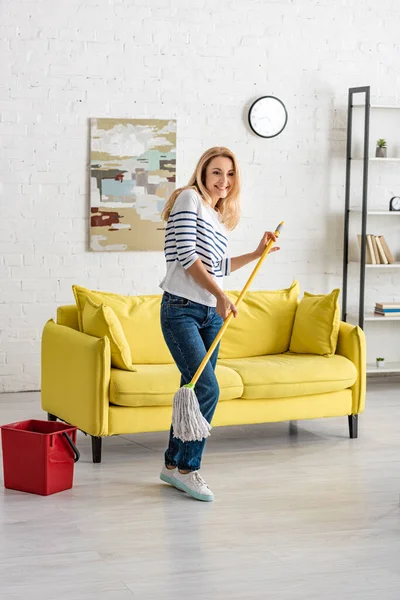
[
  {"left": 157, "top": 146, "right": 280, "bottom": 502},
  {"left": 205, "top": 157, "right": 236, "bottom": 207}
]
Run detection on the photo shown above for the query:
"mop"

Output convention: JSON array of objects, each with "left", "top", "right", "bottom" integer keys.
[{"left": 172, "top": 221, "right": 284, "bottom": 442}]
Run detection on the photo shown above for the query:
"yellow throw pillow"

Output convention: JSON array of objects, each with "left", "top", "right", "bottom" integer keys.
[
  {"left": 289, "top": 289, "right": 340, "bottom": 357},
  {"left": 73, "top": 285, "right": 173, "bottom": 364},
  {"left": 82, "top": 297, "right": 136, "bottom": 371},
  {"left": 219, "top": 281, "right": 300, "bottom": 359}
]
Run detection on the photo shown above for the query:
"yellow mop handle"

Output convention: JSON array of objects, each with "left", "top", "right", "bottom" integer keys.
[{"left": 190, "top": 221, "right": 284, "bottom": 387}]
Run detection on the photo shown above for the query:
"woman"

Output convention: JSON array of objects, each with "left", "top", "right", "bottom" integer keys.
[{"left": 159, "top": 146, "right": 279, "bottom": 502}]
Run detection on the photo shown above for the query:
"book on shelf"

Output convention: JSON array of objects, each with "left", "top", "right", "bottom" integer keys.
[
  {"left": 375, "top": 302, "right": 400, "bottom": 309},
  {"left": 378, "top": 236, "right": 394, "bottom": 264},
  {"left": 356, "top": 234, "right": 395, "bottom": 265},
  {"left": 370, "top": 235, "right": 380, "bottom": 264},
  {"left": 375, "top": 236, "right": 389, "bottom": 264},
  {"left": 374, "top": 301, "right": 400, "bottom": 315},
  {"left": 357, "top": 234, "right": 374, "bottom": 263}
]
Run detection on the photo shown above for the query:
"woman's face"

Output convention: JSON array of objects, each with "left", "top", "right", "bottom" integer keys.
[{"left": 204, "top": 156, "right": 235, "bottom": 203}]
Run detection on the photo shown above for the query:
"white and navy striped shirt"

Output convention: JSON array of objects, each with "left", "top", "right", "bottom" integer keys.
[{"left": 159, "top": 188, "right": 231, "bottom": 307}]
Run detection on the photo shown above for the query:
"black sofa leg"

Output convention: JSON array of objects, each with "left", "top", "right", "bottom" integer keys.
[
  {"left": 47, "top": 413, "right": 57, "bottom": 421},
  {"left": 348, "top": 414, "right": 358, "bottom": 439},
  {"left": 91, "top": 436, "right": 102, "bottom": 463}
]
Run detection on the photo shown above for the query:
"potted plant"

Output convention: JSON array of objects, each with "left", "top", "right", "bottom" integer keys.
[
  {"left": 376, "top": 139, "right": 387, "bottom": 158},
  {"left": 376, "top": 357, "right": 385, "bottom": 368}
]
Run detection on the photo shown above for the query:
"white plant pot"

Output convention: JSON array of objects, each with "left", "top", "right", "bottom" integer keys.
[
  {"left": 376, "top": 360, "right": 385, "bottom": 368},
  {"left": 375, "top": 147, "right": 387, "bottom": 158}
]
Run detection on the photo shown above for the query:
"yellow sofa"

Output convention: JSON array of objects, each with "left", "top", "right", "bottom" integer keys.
[{"left": 41, "top": 286, "right": 366, "bottom": 463}]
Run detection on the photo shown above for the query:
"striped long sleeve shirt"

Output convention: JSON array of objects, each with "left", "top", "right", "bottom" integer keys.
[{"left": 159, "top": 188, "right": 231, "bottom": 307}]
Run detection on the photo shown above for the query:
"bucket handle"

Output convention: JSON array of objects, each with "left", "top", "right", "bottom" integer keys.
[{"left": 62, "top": 432, "right": 80, "bottom": 463}]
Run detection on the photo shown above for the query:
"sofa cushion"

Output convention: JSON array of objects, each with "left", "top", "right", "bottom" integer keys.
[
  {"left": 220, "top": 281, "right": 300, "bottom": 359},
  {"left": 73, "top": 285, "right": 174, "bottom": 364},
  {"left": 82, "top": 297, "right": 136, "bottom": 371},
  {"left": 57, "top": 305, "right": 79, "bottom": 330},
  {"left": 73, "top": 283, "right": 300, "bottom": 365},
  {"left": 218, "top": 353, "right": 357, "bottom": 400},
  {"left": 289, "top": 289, "right": 340, "bottom": 357},
  {"left": 110, "top": 364, "right": 244, "bottom": 408}
]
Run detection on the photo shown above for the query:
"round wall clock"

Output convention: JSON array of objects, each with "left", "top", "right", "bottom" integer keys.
[{"left": 248, "top": 96, "right": 288, "bottom": 138}]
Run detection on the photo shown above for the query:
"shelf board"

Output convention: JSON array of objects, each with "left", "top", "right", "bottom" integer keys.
[
  {"left": 365, "top": 263, "right": 400, "bottom": 268},
  {"left": 352, "top": 104, "right": 400, "bottom": 109},
  {"left": 351, "top": 157, "right": 400, "bottom": 161},
  {"left": 348, "top": 312, "right": 400, "bottom": 322},
  {"left": 349, "top": 210, "right": 400, "bottom": 215},
  {"left": 367, "top": 362, "right": 400, "bottom": 374},
  {"left": 349, "top": 262, "right": 400, "bottom": 267}
]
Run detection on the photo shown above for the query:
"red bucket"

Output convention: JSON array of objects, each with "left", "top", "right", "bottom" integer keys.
[{"left": 1, "top": 420, "right": 80, "bottom": 496}]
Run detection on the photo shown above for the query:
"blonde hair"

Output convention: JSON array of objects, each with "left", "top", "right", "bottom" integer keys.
[{"left": 161, "top": 146, "right": 241, "bottom": 230}]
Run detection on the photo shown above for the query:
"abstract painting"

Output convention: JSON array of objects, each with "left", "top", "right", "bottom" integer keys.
[{"left": 90, "top": 118, "right": 176, "bottom": 251}]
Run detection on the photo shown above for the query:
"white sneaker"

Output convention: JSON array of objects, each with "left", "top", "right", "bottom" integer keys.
[
  {"left": 160, "top": 465, "right": 177, "bottom": 486},
  {"left": 173, "top": 470, "right": 214, "bottom": 502}
]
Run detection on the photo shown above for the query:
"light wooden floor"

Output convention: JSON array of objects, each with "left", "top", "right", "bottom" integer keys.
[{"left": 0, "top": 380, "right": 399, "bottom": 600}]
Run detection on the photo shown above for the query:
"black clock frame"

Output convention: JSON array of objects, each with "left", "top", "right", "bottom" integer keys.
[
  {"left": 248, "top": 95, "right": 288, "bottom": 139},
  {"left": 389, "top": 196, "right": 400, "bottom": 211}
]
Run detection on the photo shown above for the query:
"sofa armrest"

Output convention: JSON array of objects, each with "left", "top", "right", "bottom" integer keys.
[
  {"left": 336, "top": 322, "right": 366, "bottom": 414},
  {"left": 41, "top": 319, "right": 111, "bottom": 436}
]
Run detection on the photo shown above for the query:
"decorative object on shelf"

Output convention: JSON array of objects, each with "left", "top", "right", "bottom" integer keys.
[
  {"left": 375, "top": 138, "right": 387, "bottom": 158},
  {"left": 248, "top": 96, "right": 288, "bottom": 138},
  {"left": 90, "top": 118, "right": 176, "bottom": 252},
  {"left": 389, "top": 196, "right": 400, "bottom": 211},
  {"left": 376, "top": 357, "right": 385, "bottom": 368}
]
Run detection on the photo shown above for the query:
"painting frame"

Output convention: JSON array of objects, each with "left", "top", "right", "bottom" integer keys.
[{"left": 90, "top": 118, "right": 176, "bottom": 251}]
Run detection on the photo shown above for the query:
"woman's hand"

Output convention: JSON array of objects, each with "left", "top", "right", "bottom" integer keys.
[
  {"left": 216, "top": 292, "right": 238, "bottom": 320},
  {"left": 253, "top": 231, "right": 280, "bottom": 259}
]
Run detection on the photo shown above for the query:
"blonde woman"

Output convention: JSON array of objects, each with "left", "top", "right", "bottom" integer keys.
[{"left": 159, "top": 147, "right": 279, "bottom": 502}]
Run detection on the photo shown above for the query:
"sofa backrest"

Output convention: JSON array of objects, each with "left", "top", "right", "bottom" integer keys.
[{"left": 59, "top": 281, "right": 299, "bottom": 364}]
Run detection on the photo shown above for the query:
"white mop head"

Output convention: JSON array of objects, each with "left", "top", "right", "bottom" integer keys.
[{"left": 172, "top": 384, "right": 211, "bottom": 442}]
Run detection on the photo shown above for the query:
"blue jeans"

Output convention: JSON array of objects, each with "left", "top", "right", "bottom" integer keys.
[{"left": 160, "top": 292, "right": 223, "bottom": 472}]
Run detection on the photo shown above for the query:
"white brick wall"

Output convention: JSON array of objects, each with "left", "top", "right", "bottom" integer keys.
[{"left": 1, "top": 0, "right": 400, "bottom": 391}]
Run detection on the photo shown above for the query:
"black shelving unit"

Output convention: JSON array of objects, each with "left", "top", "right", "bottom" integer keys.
[{"left": 342, "top": 85, "right": 371, "bottom": 329}]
